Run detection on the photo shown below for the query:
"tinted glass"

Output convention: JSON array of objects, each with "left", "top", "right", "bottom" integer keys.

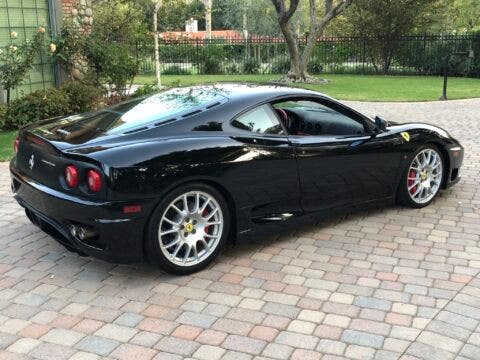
[
  {"left": 232, "top": 105, "right": 284, "bottom": 135},
  {"left": 35, "top": 87, "right": 227, "bottom": 136},
  {"left": 274, "top": 100, "right": 364, "bottom": 136}
]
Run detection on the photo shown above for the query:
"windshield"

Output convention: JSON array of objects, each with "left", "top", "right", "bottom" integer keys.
[{"left": 35, "top": 87, "right": 227, "bottom": 136}]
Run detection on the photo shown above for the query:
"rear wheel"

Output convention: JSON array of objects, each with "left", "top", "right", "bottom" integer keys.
[
  {"left": 146, "top": 183, "right": 230, "bottom": 275},
  {"left": 398, "top": 145, "right": 444, "bottom": 208}
]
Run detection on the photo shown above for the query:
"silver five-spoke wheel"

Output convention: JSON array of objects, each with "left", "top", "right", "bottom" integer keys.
[
  {"left": 407, "top": 148, "right": 443, "bottom": 204},
  {"left": 158, "top": 191, "right": 223, "bottom": 267}
]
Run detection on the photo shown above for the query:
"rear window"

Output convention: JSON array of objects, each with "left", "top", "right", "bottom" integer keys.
[{"left": 42, "top": 87, "right": 227, "bottom": 135}]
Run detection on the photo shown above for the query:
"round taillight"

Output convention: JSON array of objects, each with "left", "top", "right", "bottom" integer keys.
[
  {"left": 13, "top": 137, "right": 19, "bottom": 153},
  {"left": 65, "top": 165, "right": 78, "bottom": 188},
  {"left": 87, "top": 169, "right": 102, "bottom": 192}
]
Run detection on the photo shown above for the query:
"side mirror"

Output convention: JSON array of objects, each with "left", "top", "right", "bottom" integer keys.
[{"left": 375, "top": 115, "right": 388, "bottom": 132}]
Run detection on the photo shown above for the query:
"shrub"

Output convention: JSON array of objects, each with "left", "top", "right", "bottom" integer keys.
[
  {"left": 3, "top": 89, "right": 71, "bottom": 130},
  {"left": 200, "top": 57, "right": 223, "bottom": 74},
  {"left": 198, "top": 45, "right": 225, "bottom": 74},
  {"left": 0, "top": 104, "right": 7, "bottom": 130},
  {"left": 271, "top": 57, "right": 290, "bottom": 74},
  {"left": 131, "top": 83, "right": 160, "bottom": 98},
  {"left": 86, "top": 42, "right": 139, "bottom": 95},
  {"left": 308, "top": 59, "right": 324, "bottom": 74},
  {"left": 162, "top": 65, "right": 191, "bottom": 75},
  {"left": 61, "top": 82, "right": 105, "bottom": 113},
  {"left": 243, "top": 58, "right": 261, "bottom": 74},
  {"left": 225, "top": 62, "right": 240, "bottom": 74}
]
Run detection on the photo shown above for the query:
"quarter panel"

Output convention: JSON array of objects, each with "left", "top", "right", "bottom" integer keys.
[{"left": 85, "top": 136, "right": 302, "bottom": 232}]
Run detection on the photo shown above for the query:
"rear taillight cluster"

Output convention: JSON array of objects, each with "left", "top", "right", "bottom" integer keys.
[
  {"left": 65, "top": 165, "right": 102, "bottom": 192},
  {"left": 65, "top": 165, "right": 79, "bottom": 188}
]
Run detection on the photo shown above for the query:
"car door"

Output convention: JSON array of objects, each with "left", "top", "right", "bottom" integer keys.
[
  {"left": 273, "top": 97, "right": 402, "bottom": 213},
  {"left": 225, "top": 104, "right": 302, "bottom": 220}
]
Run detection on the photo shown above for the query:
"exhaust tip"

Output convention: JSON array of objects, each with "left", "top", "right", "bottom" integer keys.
[{"left": 69, "top": 224, "right": 98, "bottom": 241}]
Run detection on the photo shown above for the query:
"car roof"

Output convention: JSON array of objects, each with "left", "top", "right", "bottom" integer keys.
[{"left": 178, "top": 83, "right": 331, "bottom": 104}]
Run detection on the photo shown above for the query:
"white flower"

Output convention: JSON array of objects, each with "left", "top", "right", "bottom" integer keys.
[
  {"left": 49, "top": 43, "right": 56, "bottom": 53},
  {"left": 10, "top": 31, "right": 18, "bottom": 38},
  {"left": 10, "top": 45, "right": 17, "bottom": 51},
  {"left": 37, "top": 27, "right": 45, "bottom": 33}
]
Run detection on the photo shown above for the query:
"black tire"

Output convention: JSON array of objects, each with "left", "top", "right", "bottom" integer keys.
[
  {"left": 145, "top": 182, "right": 230, "bottom": 275},
  {"left": 397, "top": 144, "right": 444, "bottom": 208}
]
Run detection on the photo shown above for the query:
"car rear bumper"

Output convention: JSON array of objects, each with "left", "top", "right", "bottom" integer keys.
[
  {"left": 10, "top": 161, "right": 156, "bottom": 263},
  {"left": 443, "top": 144, "right": 464, "bottom": 189}
]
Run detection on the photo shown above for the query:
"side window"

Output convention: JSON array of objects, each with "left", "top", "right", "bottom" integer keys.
[
  {"left": 232, "top": 105, "right": 284, "bottom": 135},
  {"left": 273, "top": 99, "right": 365, "bottom": 136}
]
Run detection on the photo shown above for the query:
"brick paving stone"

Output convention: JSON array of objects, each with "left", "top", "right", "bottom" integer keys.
[
  {"left": 195, "top": 329, "right": 227, "bottom": 345},
  {"left": 317, "top": 339, "right": 346, "bottom": 355},
  {"left": 129, "top": 331, "right": 162, "bottom": 347},
  {"left": 18, "top": 323, "right": 50, "bottom": 339},
  {"left": 113, "top": 312, "right": 144, "bottom": 327},
  {"left": 290, "top": 348, "right": 322, "bottom": 360},
  {"left": 94, "top": 323, "right": 138, "bottom": 342},
  {"left": 286, "top": 320, "right": 316, "bottom": 334},
  {"left": 193, "top": 344, "right": 226, "bottom": 360},
  {"left": 6, "top": 338, "right": 40, "bottom": 354},
  {"left": 154, "top": 336, "right": 200, "bottom": 356},
  {"left": 344, "top": 344, "right": 376, "bottom": 359},
  {"left": 341, "top": 329, "right": 384, "bottom": 349},
  {"left": 405, "top": 342, "right": 456, "bottom": 360},
  {"left": 262, "top": 343, "right": 293, "bottom": 359},
  {"left": 171, "top": 324, "right": 202, "bottom": 340},
  {"left": 75, "top": 335, "right": 120, "bottom": 356},
  {"left": 212, "top": 318, "right": 253, "bottom": 335},
  {"left": 69, "top": 351, "right": 101, "bottom": 360},
  {"left": 30, "top": 342, "right": 76, "bottom": 360},
  {"left": 275, "top": 331, "right": 319, "bottom": 349},
  {"left": 41, "top": 328, "right": 85, "bottom": 346},
  {"left": 222, "top": 334, "right": 267, "bottom": 355},
  {"left": 110, "top": 343, "right": 157, "bottom": 360},
  {"left": 176, "top": 311, "right": 217, "bottom": 328}
]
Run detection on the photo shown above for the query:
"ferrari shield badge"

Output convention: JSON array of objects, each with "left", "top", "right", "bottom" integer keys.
[{"left": 401, "top": 132, "right": 410, "bottom": 142}]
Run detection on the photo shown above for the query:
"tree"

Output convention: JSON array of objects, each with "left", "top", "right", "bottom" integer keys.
[
  {"left": 131, "top": 0, "right": 204, "bottom": 32},
  {"left": 205, "top": 0, "right": 212, "bottom": 38},
  {"left": 86, "top": 0, "right": 147, "bottom": 96},
  {"left": 449, "top": 0, "right": 480, "bottom": 32},
  {"left": 346, "top": 0, "right": 439, "bottom": 73},
  {"left": 212, "top": 0, "right": 283, "bottom": 37},
  {"left": 271, "top": 0, "right": 352, "bottom": 82},
  {"left": 153, "top": 0, "right": 162, "bottom": 87},
  {"left": 0, "top": 28, "right": 45, "bottom": 104}
]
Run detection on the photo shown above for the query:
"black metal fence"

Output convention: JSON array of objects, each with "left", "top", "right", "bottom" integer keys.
[{"left": 133, "top": 34, "right": 480, "bottom": 77}]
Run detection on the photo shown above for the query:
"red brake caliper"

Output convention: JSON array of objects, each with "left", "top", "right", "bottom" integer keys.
[
  {"left": 203, "top": 208, "right": 211, "bottom": 235},
  {"left": 408, "top": 170, "right": 417, "bottom": 195}
]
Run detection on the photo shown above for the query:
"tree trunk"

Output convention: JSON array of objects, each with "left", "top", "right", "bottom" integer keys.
[
  {"left": 6, "top": 88, "right": 11, "bottom": 105},
  {"left": 153, "top": 1, "right": 162, "bottom": 88},
  {"left": 205, "top": 0, "right": 212, "bottom": 40},
  {"left": 272, "top": 0, "right": 352, "bottom": 82},
  {"left": 278, "top": 21, "right": 302, "bottom": 80}
]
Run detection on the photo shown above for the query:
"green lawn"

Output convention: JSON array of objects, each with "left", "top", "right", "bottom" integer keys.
[
  {"left": 135, "top": 74, "right": 480, "bottom": 102},
  {"left": 0, "top": 131, "right": 16, "bottom": 162}
]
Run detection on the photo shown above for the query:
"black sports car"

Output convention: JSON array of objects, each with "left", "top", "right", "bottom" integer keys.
[{"left": 10, "top": 84, "right": 464, "bottom": 274}]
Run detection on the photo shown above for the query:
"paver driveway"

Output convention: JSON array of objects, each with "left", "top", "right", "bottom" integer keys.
[{"left": 0, "top": 99, "right": 479, "bottom": 360}]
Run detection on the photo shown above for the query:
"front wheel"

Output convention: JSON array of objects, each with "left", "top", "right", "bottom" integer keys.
[
  {"left": 398, "top": 145, "right": 444, "bottom": 208},
  {"left": 146, "top": 183, "right": 230, "bottom": 275}
]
